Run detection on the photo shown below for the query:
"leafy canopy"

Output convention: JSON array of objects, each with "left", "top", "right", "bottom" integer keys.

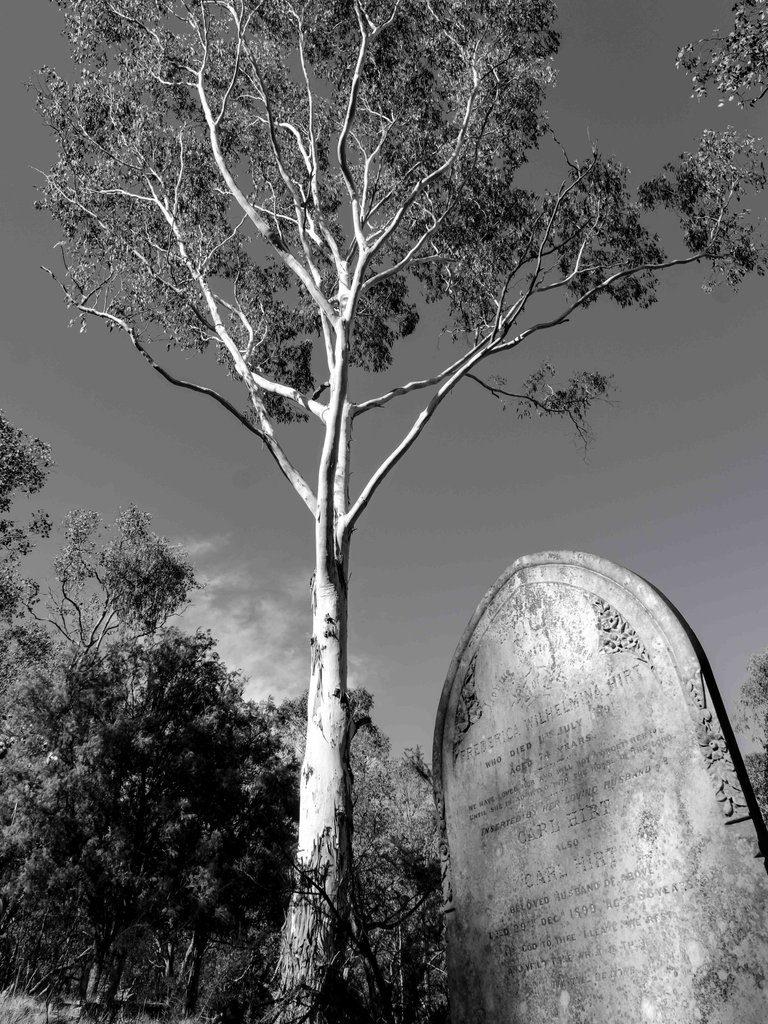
[
  {"left": 679, "top": 0, "right": 768, "bottom": 108},
  {"left": 2, "top": 629, "right": 296, "bottom": 975},
  {"left": 38, "top": 0, "right": 766, "bottom": 496},
  {"left": 39, "top": 0, "right": 556, "bottom": 399}
]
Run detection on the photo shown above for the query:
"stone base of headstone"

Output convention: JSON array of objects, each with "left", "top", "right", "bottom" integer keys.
[{"left": 433, "top": 552, "right": 768, "bottom": 1024}]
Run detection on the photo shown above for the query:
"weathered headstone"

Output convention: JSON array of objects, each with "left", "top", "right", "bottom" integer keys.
[{"left": 433, "top": 552, "right": 768, "bottom": 1024}]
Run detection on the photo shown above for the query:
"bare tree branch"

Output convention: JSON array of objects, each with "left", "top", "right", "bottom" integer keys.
[
  {"left": 42, "top": 270, "right": 318, "bottom": 515},
  {"left": 193, "top": 16, "right": 338, "bottom": 322}
]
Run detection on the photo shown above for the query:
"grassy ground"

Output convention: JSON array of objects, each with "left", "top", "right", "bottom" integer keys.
[
  {"left": 0, "top": 992, "right": 193, "bottom": 1024},
  {"left": 0, "top": 992, "right": 78, "bottom": 1024}
]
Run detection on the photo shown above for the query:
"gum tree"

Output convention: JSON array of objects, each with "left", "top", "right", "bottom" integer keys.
[{"left": 37, "top": 0, "right": 767, "bottom": 1010}]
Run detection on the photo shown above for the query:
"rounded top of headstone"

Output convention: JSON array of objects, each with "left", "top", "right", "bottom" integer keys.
[{"left": 433, "top": 550, "right": 703, "bottom": 779}]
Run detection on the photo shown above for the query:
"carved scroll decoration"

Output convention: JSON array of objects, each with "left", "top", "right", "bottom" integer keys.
[
  {"left": 453, "top": 651, "right": 482, "bottom": 759},
  {"left": 686, "top": 671, "right": 749, "bottom": 821},
  {"left": 593, "top": 596, "right": 654, "bottom": 669}
]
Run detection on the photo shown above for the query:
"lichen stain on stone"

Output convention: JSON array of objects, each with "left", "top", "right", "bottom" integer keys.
[
  {"left": 638, "top": 808, "right": 659, "bottom": 845},
  {"left": 641, "top": 996, "right": 657, "bottom": 1020},
  {"left": 557, "top": 989, "right": 570, "bottom": 1022}
]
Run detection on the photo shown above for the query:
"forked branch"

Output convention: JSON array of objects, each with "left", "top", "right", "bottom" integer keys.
[{"left": 42, "top": 268, "right": 318, "bottom": 515}]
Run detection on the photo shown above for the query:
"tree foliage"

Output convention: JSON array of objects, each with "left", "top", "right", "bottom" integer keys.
[
  {"left": 0, "top": 413, "right": 51, "bottom": 623},
  {"left": 679, "top": 0, "right": 768, "bottom": 107},
  {"left": 0, "top": 505, "right": 299, "bottom": 1017},
  {"left": 28, "top": 505, "right": 198, "bottom": 659},
  {"left": 1, "top": 628, "right": 297, "bottom": 1014},
  {"left": 37, "top": 1, "right": 765, "bottom": 482},
  {"left": 639, "top": 127, "right": 766, "bottom": 290},
  {"left": 0, "top": 412, "right": 51, "bottom": 568},
  {"left": 0, "top": 634, "right": 445, "bottom": 1021},
  {"left": 0, "top": 413, "right": 53, "bottom": 709}
]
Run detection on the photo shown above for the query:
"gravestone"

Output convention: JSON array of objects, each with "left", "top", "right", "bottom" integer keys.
[{"left": 433, "top": 551, "right": 768, "bottom": 1024}]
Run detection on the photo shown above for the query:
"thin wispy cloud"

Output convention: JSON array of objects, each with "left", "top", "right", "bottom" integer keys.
[
  {"left": 174, "top": 533, "right": 311, "bottom": 702},
  {"left": 176, "top": 533, "right": 232, "bottom": 561},
  {"left": 172, "top": 532, "right": 386, "bottom": 715}
]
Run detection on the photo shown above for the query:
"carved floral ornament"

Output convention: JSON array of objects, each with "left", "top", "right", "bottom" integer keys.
[
  {"left": 434, "top": 789, "right": 455, "bottom": 913},
  {"left": 592, "top": 595, "right": 654, "bottom": 668},
  {"left": 439, "top": 650, "right": 483, "bottom": 914},
  {"left": 453, "top": 651, "right": 483, "bottom": 760},
  {"left": 687, "top": 672, "right": 749, "bottom": 821}
]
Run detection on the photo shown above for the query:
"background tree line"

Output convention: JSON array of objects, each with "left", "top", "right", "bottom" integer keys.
[{"left": 0, "top": 411, "right": 445, "bottom": 1024}]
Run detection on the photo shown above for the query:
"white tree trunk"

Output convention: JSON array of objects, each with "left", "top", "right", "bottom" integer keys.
[{"left": 279, "top": 548, "right": 353, "bottom": 1015}]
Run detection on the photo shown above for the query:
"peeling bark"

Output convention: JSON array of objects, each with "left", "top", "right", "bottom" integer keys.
[
  {"left": 279, "top": 559, "right": 353, "bottom": 1018},
  {"left": 182, "top": 929, "right": 208, "bottom": 1017}
]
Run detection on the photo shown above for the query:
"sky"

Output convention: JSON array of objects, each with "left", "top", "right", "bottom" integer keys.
[{"left": 1, "top": 1, "right": 767, "bottom": 757}]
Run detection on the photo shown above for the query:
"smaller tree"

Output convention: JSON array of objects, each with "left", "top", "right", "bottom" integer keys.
[{"left": 26, "top": 505, "right": 197, "bottom": 663}]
